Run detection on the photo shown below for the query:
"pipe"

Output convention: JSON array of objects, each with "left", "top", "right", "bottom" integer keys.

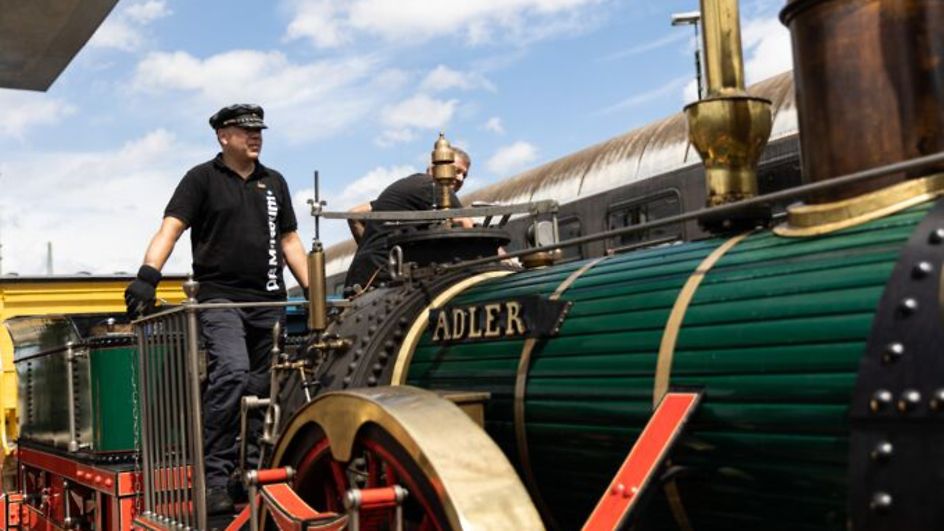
[
  {"left": 684, "top": 0, "right": 772, "bottom": 226},
  {"left": 307, "top": 243, "right": 327, "bottom": 333},
  {"left": 183, "top": 277, "right": 207, "bottom": 529},
  {"left": 701, "top": 0, "right": 746, "bottom": 96}
]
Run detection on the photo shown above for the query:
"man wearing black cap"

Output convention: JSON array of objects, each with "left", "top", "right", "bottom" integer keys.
[{"left": 125, "top": 103, "right": 309, "bottom": 514}]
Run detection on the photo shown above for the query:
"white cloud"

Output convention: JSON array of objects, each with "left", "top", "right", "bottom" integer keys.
[
  {"left": 377, "top": 94, "right": 458, "bottom": 145},
  {"left": 284, "top": 1, "right": 348, "bottom": 48},
  {"left": 683, "top": 78, "right": 699, "bottom": 104},
  {"left": 375, "top": 129, "right": 417, "bottom": 147},
  {"left": 90, "top": 19, "right": 144, "bottom": 51},
  {"left": 599, "top": 75, "right": 690, "bottom": 114},
  {"left": 484, "top": 117, "right": 505, "bottom": 135},
  {"left": 132, "top": 50, "right": 392, "bottom": 143},
  {"left": 742, "top": 17, "right": 792, "bottom": 83},
  {"left": 600, "top": 31, "right": 688, "bottom": 62},
  {"left": 0, "top": 90, "right": 75, "bottom": 139},
  {"left": 419, "top": 65, "right": 496, "bottom": 93},
  {"left": 125, "top": 1, "right": 172, "bottom": 24},
  {"left": 0, "top": 130, "right": 203, "bottom": 275},
  {"left": 284, "top": 0, "right": 607, "bottom": 48},
  {"left": 487, "top": 141, "right": 537, "bottom": 175},
  {"left": 89, "top": 0, "right": 171, "bottom": 51},
  {"left": 293, "top": 165, "right": 419, "bottom": 244}
]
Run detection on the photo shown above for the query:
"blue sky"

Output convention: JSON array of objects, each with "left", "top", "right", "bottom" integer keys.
[{"left": 0, "top": 0, "right": 791, "bottom": 278}]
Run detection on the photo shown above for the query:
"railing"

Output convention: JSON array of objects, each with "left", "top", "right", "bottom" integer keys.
[
  {"left": 133, "top": 278, "right": 306, "bottom": 530},
  {"left": 134, "top": 288, "right": 206, "bottom": 529}
]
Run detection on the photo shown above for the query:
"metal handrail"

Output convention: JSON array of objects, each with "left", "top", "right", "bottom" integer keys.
[{"left": 443, "top": 149, "right": 944, "bottom": 270}]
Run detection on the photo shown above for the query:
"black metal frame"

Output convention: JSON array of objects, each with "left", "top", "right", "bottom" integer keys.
[{"left": 850, "top": 198, "right": 944, "bottom": 530}]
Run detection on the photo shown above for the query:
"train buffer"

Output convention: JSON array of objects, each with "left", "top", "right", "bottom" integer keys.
[{"left": 582, "top": 391, "right": 702, "bottom": 531}]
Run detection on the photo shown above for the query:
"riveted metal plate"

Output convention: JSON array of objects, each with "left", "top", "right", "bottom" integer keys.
[{"left": 849, "top": 199, "right": 944, "bottom": 530}]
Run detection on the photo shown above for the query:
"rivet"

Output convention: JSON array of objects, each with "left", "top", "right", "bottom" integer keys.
[
  {"left": 372, "top": 363, "right": 383, "bottom": 374},
  {"left": 378, "top": 352, "right": 390, "bottom": 361},
  {"left": 342, "top": 376, "right": 352, "bottom": 386},
  {"left": 384, "top": 340, "right": 396, "bottom": 351},
  {"left": 367, "top": 376, "right": 378, "bottom": 386},
  {"left": 899, "top": 298, "right": 918, "bottom": 315},
  {"left": 368, "top": 325, "right": 378, "bottom": 334},
  {"left": 348, "top": 362, "right": 358, "bottom": 371},
  {"left": 882, "top": 343, "right": 905, "bottom": 364},
  {"left": 870, "top": 441, "right": 894, "bottom": 462},
  {"left": 611, "top": 483, "right": 625, "bottom": 496},
  {"left": 913, "top": 261, "right": 934, "bottom": 279},
  {"left": 870, "top": 390, "right": 893, "bottom": 412},
  {"left": 897, "top": 389, "right": 921, "bottom": 412},
  {"left": 930, "top": 389, "right": 944, "bottom": 411},
  {"left": 354, "top": 349, "right": 364, "bottom": 359},
  {"left": 930, "top": 228, "right": 944, "bottom": 244},
  {"left": 870, "top": 491, "right": 893, "bottom": 511}
]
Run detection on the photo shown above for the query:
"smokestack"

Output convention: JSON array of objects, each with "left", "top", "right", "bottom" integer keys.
[
  {"left": 776, "top": 0, "right": 944, "bottom": 236},
  {"left": 46, "top": 241, "right": 53, "bottom": 275}
]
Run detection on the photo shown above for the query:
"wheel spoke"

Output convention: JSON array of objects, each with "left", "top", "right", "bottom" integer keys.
[{"left": 367, "top": 451, "right": 382, "bottom": 488}]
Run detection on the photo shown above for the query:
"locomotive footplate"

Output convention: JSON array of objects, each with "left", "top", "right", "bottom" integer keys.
[
  {"left": 16, "top": 438, "right": 138, "bottom": 466},
  {"left": 17, "top": 444, "right": 139, "bottom": 497}
]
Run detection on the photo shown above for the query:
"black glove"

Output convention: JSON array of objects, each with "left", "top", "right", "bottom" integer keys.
[{"left": 125, "top": 265, "right": 162, "bottom": 318}]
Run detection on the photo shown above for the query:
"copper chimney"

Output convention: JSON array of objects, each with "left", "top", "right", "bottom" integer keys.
[
  {"left": 781, "top": 0, "right": 944, "bottom": 202},
  {"left": 685, "top": 0, "right": 773, "bottom": 227}
]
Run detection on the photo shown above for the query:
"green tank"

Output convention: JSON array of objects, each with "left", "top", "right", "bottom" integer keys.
[{"left": 403, "top": 202, "right": 932, "bottom": 530}]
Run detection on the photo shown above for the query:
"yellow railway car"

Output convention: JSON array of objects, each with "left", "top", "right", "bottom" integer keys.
[{"left": 0, "top": 275, "right": 187, "bottom": 473}]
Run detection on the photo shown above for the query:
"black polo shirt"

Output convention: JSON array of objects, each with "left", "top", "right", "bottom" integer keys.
[
  {"left": 165, "top": 154, "right": 298, "bottom": 301},
  {"left": 345, "top": 173, "right": 461, "bottom": 288}
]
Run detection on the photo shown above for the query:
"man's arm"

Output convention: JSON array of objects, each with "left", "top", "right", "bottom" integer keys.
[
  {"left": 125, "top": 216, "right": 187, "bottom": 317},
  {"left": 347, "top": 202, "right": 371, "bottom": 244},
  {"left": 281, "top": 231, "right": 309, "bottom": 290},
  {"left": 452, "top": 217, "right": 474, "bottom": 228},
  {"left": 143, "top": 216, "right": 188, "bottom": 271}
]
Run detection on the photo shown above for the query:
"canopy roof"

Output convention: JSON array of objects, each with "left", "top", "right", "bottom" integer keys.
[{"left": 0, "top": 0, "right": 117, "bottom": 91}]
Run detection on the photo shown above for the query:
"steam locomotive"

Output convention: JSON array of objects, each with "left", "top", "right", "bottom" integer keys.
[{"left": 3, "top": 0, "right": 944, "bottom": 530}]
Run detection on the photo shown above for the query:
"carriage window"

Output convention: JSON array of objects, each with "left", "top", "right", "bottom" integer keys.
[
  {"left": 557, "top": 217, "right": 583, "bottom": 260},
  {"left": 606, "top": 192, "right": 682, "bottom": 252}
]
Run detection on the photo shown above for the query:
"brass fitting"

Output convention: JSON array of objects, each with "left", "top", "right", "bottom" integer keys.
[
  {"left": 431, "top": 132, "right": 458, "bottom": 209},
  {"left": 307, "top": 242, "right": 327, "bottom": 332},
  {"left": 684, "top": 0, "right": 772, "bottom": 212}
]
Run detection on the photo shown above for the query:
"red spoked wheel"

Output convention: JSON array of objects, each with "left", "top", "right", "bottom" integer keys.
[
  {"left": 267, "top": 386, "right": 544, "bottom": 531},
  {"left": 278, "top": 423, "right": 449, "bottom": 530}
]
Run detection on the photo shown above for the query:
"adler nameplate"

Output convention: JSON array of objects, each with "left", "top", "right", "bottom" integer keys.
[{"left": 429, "top": 295, "right": 571, "bottom": 344}]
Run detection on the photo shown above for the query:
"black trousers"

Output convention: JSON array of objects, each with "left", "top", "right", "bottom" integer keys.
[{"left": 199, "top": 299, "right": 285, "bottom": 488}]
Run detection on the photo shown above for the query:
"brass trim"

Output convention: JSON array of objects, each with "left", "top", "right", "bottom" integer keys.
[
  {"left": 775, "top": 173, "right": 944, "bottom": 237},
  {"left": 391, "top": 270, "right": 512, "bottom": 385},
  {"left": 939, "top": 263, "right": 944, "bottom": 330},
  {"left": 515, "top": 256, "right": 608, "bottom": 525},
  {"left": 664, "top": 478, "right": 694, "bottom": 531},
  {"left": 653, "top": 232, "right": 750, "bottom": 406},
  {"left": 270, "top": 387, "right": 544, "bottom": 530},
  {"left": 653, "top": 233, "right": 748, "bottom": 531}
]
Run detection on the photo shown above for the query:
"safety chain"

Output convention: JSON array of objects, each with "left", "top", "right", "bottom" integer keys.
[{"left": 130, "top": 323, "right": 144, "bottom": 518}]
